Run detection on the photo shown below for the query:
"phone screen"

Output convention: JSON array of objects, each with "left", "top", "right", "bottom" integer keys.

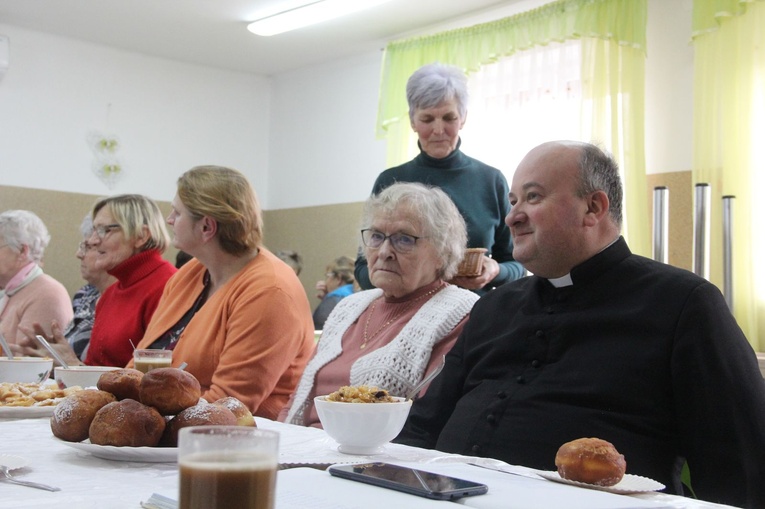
[{"left": 328, "top": 462, "right": 489, "bottom": 500}]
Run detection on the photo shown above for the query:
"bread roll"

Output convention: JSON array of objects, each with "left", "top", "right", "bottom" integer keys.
[
  {"left": 161, "top": 402, "right": 237, "bottom": 447},
  {"left": 50, "top": 390, "right": 116, "bottom": 442},
  {"left": 139, "top": 367, "right": 201, "bottom": 416},
  {"left": 89, "top": 399, "right": 166, "bottom": 447},
  {"left": 97, "top": 368, "right": 144, "bottom": 401},
  {"left": 555, "top": 437, "right": 627, "bottom": 486},
  {"left": 213, "top": 396, "right": 256, "bottom": 427}
]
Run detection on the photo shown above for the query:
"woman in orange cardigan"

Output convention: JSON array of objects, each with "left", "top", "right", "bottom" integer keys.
[{"left": 131, "top": 166, "right": 315, "bottom": 419}]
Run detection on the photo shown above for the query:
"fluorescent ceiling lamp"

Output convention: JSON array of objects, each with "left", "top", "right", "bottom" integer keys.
[{"left": 247, "top": 0, "right": 394, "bottom": 36}]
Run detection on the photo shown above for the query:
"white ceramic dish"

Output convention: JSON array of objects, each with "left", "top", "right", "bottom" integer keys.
[
  {"left": 314, "top": 395, "right": 412, "bottom": 455},
  {"left": 0, "top": 454, "right": 28, "bottom": 470},
  {"left": 0, "top": 357, "right": 53, "bottom": 383},
  {"left": 54, "top": 366, "right": 119, "bottom": 389},
  {"left": 538, "top": 471, "right": 666, "bottom": 494},
  {"left": 55, "top": 438, "right": 178, "bottom": 463},
  {"left": 0, "top": 405, "right": 56, "bottom": 418}
]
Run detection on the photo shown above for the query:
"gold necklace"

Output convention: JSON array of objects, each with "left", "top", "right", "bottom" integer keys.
[{"left": 360, "top": 285, "right": 443, "bottom": 350}]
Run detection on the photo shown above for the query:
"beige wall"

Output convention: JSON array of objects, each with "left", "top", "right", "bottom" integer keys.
[
  {"left": 646, "top": 170, "right": 694, "bottom": 271},
  {"left": 0, "top": 184, "right": 362, "bottom": 311},
  {"left": 263, "top": 202, "right": 364, "bottom": 310},
  {"left": 4, "top": 174, "right": 698, "bottom": 311},
  {"left": 0, "top": 185, "right": 179, "bottom": 298}
]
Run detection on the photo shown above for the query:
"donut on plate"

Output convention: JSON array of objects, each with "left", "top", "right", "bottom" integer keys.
[
  {"left": 89, "top": 399, "right": 166, "bottom": 447},
  {"left": 555, "top": 437, "right": 627, "bottom": 486},
  {"left": 97, "top": 368, "right": 144, "bottom": 401},
  {"left": 50, "top": 390, "right": 116, "bottom": 442},
  {"left": 139, "top": 367, "right": 201, "bottom": 416},
  {"left": 213, "top": 396, "right": 256, "bottom": 427},
  {"left": 160, "top": 401, "right": 237, "bottom": 447}
]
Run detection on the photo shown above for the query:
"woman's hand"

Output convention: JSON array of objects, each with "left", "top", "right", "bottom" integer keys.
[
  {"left": 315, "top": 280, "right": 328, "bottom": 300},
  {"left": 15, "top": 321, "right": 84, "bottom": 367},
  {"left": 450, "top": 256, "right": 499, "bottom": 290}
]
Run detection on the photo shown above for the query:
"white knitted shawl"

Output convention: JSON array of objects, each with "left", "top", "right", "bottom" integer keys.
[{"left": 285, "top": 285, "right": 478, "bottom": 425}]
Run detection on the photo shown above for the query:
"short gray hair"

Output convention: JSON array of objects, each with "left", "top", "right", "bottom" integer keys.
[
  {"left": 79, "top": 214, "right": 94, "bottom": 239},
  {"left": 0, "top": 210, "right": 51, "bottom": 263},
  {"left": 577, "top": 143, "right": 623, "bottom": 227},
  {"left": 407, "top": 62, "right": 468, "bottom": 122},
  {"left": 362, "top": 182, "right": 467, "bottom": 280}
]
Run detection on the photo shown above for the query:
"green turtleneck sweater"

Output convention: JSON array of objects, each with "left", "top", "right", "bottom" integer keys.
[{"left": 355, "top": 140, "right": 524, "bottom": 291}]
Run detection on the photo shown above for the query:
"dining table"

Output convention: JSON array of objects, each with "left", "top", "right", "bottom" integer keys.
[{"left": 0, "top": 412, "right": 740, "bottom": 509}]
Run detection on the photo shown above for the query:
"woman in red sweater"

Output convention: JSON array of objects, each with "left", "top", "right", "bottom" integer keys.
[{"left": 17, "top": 195, "right": 176, "bottom": 367}]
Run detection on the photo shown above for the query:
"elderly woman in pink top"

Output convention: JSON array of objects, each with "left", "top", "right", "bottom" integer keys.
[
  {"left": 280, "top": 182, "right": 479, "bottom": 428},
  {"left": 0, "top": 210, "right": 72, "bottom": 344}
]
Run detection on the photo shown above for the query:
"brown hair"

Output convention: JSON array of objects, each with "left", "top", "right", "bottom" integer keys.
[{"left": 177, "top": 166, "right": 263, "bottom": 256}]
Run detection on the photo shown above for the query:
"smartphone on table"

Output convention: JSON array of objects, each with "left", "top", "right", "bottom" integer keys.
[{"left": 328, "top": 462, "right": 489, "bottom": 500}]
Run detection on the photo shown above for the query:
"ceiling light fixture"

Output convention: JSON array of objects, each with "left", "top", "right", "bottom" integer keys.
[{"left": 247, "top": 0, "right": 394, "bottom": 37}]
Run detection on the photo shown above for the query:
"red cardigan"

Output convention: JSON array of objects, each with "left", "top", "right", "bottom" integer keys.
[{"left": 85, "top": 249, "right": 176, "bottom": 367}]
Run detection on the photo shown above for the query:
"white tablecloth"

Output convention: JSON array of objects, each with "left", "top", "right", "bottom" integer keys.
[{"left": 0, "top": 417, "right": 738, "bottom": 509}]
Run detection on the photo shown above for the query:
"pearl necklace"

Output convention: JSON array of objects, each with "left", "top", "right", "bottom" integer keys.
[{"left": 360, "top": 285, "right": 443, "bottom": 350}]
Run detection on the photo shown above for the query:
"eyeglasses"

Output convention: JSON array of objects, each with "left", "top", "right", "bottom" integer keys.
[
  {"left": 361, "top": 229, "right": 422, "bottom": 253},
  {"left": 91, "top": 224, "right": 122, "bottom": 239}
]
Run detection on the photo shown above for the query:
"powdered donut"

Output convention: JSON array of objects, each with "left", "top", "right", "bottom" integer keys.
[
  {"left": 213, "top": 396, "right": 256, "bottom": 427},
  {"left": 160, "top": 401, "right": 237, "bottom": 447},
  {"left": 50, "top": 389, "right": 117, "bottom": 442}
]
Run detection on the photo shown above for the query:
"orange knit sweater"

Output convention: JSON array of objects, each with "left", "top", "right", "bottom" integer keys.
[{"left": 131, "top": 249, "right": 315, "bottom": 420}]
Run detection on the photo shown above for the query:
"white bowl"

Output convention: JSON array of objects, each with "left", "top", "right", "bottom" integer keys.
[
  {"left": 0, "top": 357, "right": 53, "bottom": 383},
  {"left": 314, "top": 395, "right": 412, "bottom": 455},
  {"left": 54, "top": 366, "right": 120, "bottom": 389}
]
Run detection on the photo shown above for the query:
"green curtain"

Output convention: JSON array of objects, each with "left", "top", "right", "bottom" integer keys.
[
  {"left": 691, "top": 0, "right": 764, "bottom": 350},
  {"left": 377, "top": 0, "right": 650, "bottom": 255}
]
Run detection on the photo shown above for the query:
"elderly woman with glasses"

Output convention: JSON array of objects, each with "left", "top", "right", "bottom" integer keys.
[
  {"left": 280, "top": 182, "right": 479, "bottom": 428},
  {"left": 60, "top": 215, "right": 117, "bottom": 360},
  {"left": 16, "top": 195, "right": 177, "bottom": 367},
  {"left": 0, "top": 210, "right": 72, "bottom": 344}
]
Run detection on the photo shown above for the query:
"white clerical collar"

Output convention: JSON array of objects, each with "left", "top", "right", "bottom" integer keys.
[{"left": 548, "top": 274, "right": 573, "bottom": 287}]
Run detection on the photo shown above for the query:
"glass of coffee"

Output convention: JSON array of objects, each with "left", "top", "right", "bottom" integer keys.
[
  {"left": 179, "top": 426, "right": 278, "bottom": 509},
  {"left": 133, "top": 349, "right": 172, "bottom": 373}
]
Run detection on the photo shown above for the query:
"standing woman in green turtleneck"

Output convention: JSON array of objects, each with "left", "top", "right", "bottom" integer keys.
[{"left": 355, "top": 62, "right": 524, "bottom": 293}]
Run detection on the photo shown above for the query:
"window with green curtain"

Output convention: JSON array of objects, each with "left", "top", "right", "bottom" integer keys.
[
  {"left": 691, "top": 0, "right": 764, "bottom": 350},
  {"left": 377, "top": 0, "right": 650, "bottom": 256}
]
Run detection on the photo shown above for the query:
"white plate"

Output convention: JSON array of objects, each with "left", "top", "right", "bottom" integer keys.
[
  {"left": 0, "top": 405, "right": 55, "bottom": 418},
  {"left": 538, "top": 471, "right": 665, "bottom": 494},
  {"left": 0, "top": 454, "right": 28, "bottom": 470},
  {"left": 54, "top": 438, "right": 177, "bottom": 463}
]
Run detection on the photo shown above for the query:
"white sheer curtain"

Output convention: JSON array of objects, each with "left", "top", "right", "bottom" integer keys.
[{"left": 464, "top": 41, "right": 584, "bottom": 179}]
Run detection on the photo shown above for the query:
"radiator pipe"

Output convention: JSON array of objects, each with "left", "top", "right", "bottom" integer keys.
[
  {"left": 652, "top": 186, "right": 669, "bottom": 263},
  {"left": 722, "top": 195, "right": 735, "bottom": 311},
  {"left": 693, "top": 184, "right": 711, "bottom": 280}
]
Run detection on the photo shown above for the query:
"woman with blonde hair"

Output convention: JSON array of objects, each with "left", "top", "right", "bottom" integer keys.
[
  {"left": 130, "top": 166, "right": 315, "bottom": 418},
  {"left": 15, "top": 195, "right": 176, "bottom": 367}
]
